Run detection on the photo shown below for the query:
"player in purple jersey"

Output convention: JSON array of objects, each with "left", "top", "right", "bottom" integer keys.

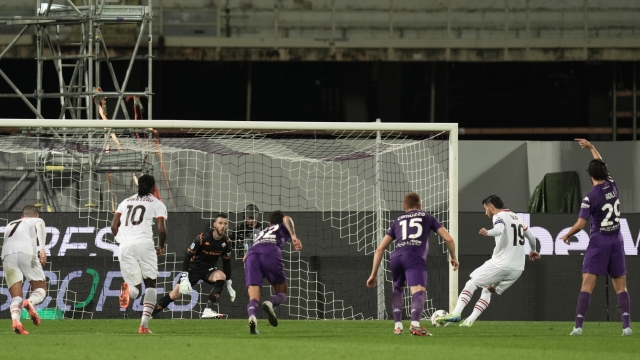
[
  {"left": 560, "top": 139, "right": 632, "bottom": 336},
  {"left": 244, "top": 210, "right": 302, "bottom": 335},
  {"left": 367, "top": 192, "right": 459, "bottom": 336}
]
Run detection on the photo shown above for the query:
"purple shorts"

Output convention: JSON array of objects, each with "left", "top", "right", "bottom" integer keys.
[
  {"left": 582, "top": 240, "right": 627, "bottom": 277},
  {"left": 391, "top": 253, "right": 427, "bottom": 289},
  {"left": 244, "top": 253, "right": 287, "bottom": 287}
]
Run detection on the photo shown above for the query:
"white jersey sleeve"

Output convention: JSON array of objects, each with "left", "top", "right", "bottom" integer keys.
[
  {"left": 487, "top": 211, "right": 527, "bottom": 271},
  {"left": 114, "top": 194, "right": 167, "bottom": 246},
  {"left": 2, "top": 217, "right": 45, "bottom": 259}
]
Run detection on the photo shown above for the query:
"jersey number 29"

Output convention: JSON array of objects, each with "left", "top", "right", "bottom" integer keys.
[{"left": 601, "top": 199, "right": 621, "bottom": 227}]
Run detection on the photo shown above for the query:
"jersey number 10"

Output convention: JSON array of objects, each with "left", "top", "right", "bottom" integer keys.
[{"left": 125, "top": 205, "right": 146, "bottom": 226}]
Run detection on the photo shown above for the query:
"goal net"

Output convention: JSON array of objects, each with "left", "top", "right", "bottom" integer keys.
[{"left": 0, "top": 120, "right": 457, "bottom": 321}]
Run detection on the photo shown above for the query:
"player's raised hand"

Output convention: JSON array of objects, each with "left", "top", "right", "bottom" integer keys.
[
  {"left": 575, "top": 138, "right": 593, "bottom": 149},
  {"left": 450, "top": 257, "right": 459, "bottom": 270},
  {"left": 366, "top": 275, "right": 377, "bottom": 289},
  {"left": 479, "top": 228, "right": 489, "bottom": 236},
  {"left": 292, "top": 236, "right": 303, "bottom": 251},
  {"left": 528, "top": 251, "right": 541, "bottom": 261},
  {"left": 179, "top": 272, "right": 192, "bottom": 294},
  {"left": 156, "top": 245, "right": 165, "bottom": 255}
]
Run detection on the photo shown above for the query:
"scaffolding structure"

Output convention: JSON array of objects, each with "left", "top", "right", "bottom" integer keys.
[
  {"left": 0, "top": 0, "right": 153, "bottom": 121},
  {"left": 0, "top": 1, "right": 153, "bottom": 213}
]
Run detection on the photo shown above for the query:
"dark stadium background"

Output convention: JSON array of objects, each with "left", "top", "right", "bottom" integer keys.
[{"left": 0, "top": 60, "right": 633, "bottom": 141}]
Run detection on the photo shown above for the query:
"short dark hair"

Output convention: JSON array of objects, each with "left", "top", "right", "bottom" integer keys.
[
  {"left": 587, "top": 159, "right": 609, "bottom": 181},
  {"left": 214, "top": 214, "right": 228, "bottom": 221},
  {"left": 404, "top": 192, "right": 421, "bottom": 210},
  {"left": 482, "top": 195, "right": 504, "bottom": 209},
  {"left": 270, "top": 210, "right": 285, "bottom": 225},
  {"left": 245, "top": 204, "right": 259, "bottom": 219},
  {"left": 137, "top": 175, "right": 156, "bottom": 197},
  {"left": 22, "top": 205, "right": 39, "bottom": 216}
]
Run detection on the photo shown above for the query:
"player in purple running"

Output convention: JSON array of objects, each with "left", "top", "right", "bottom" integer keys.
[
  {"left": 561, "top": 139, "right": 632, "bottom": 336},
  {"left": 244, "top": 210, "right": 302, "bottom": 335},
  {"left": 367, "top": 192, "right": 459, "bottom": 336}
]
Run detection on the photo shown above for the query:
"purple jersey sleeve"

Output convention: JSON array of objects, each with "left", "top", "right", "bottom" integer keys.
[{"left": 578, "top": 195, "right": 592, "bottom": 220}]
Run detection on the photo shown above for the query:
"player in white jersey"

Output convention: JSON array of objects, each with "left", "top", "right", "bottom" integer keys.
[
  {"left": 110, "top": 175, "right": 168, "bottom": 334},
  {"left": 438, "top": 195, "right": 540, "bottom": 327},
  {"left": 2, "top": 205, "right": 48, "bottom": 335}
]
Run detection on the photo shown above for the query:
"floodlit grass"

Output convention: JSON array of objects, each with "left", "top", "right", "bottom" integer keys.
[{"left": 0, "top": 319, "right": 636, "bottom": 360}]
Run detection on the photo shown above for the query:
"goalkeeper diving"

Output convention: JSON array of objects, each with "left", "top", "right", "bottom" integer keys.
[{"left": 152, "top": 214, "right": 236, "bottom": 318}]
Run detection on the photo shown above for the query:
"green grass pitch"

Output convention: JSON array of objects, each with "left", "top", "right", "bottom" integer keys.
[{"left": 0, "top": 320, "right": 636, "bottom": 360}]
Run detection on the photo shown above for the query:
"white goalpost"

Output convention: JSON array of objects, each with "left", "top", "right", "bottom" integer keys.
[{"left": 0, "top": 119, "right": 457, "bottom": 320}]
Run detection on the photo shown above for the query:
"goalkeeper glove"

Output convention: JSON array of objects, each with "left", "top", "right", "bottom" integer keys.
[
  {"left": 227, "top": 280, "right": 236, "bottom": 302},
  {"left": 179, "top": 272, "right": 192, "bottom": 294}
]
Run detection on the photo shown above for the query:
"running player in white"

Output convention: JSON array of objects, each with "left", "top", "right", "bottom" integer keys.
[
  {"left": 438, "top": 195, "right": 540, "bottom": 327},
  {"left": 111, "top": 175, "right": 167, "bottom": 334},
  {"left": 2, "top": 205, "right": 48, "bottom": 335}
]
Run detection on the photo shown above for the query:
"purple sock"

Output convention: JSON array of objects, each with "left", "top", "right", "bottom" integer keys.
[
  {"left": 247, "top": 299, "right": 259, "bottom": 318},
  {"left": 617, "top": 291, "right": 631, "bottom": 329},
  {"left": 575, "top": 291, "right": 591, "bottom": 328},
  {"left": 411, "top": 291, "right": 426, "bottom": 322},
  {"left": 268, "top": 292, "right": 287, "bottom": 307},
  {"left": 392, "top": 287, "right": 403, "bottom": 323}
]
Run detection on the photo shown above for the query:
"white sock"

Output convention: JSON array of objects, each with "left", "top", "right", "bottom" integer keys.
[
  {"left": 411, "top": 321, "right": 420, "bottom": 327},
  {"left": 10, "top": 297, "right": 23, "bottom": 322},
  {"left": 141, "top": 288, "right": 157, "bottom": 327},
  {"left": 453, "top": 280, "right": 478, "bottom": 315},
  {"left": 467, "top": 288, "right": 492, "bottom": 322},
  {"left": 28, "top": 288, "right": 46, "bottom": 306},
  {"left": 395, "top": 321, "right": 403, "bottom": 330},
  {"left": 129, "top": 285, "right": 140, "bottom": 300}
]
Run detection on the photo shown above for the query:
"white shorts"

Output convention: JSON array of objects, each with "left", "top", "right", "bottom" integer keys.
[
  {"left": 2, "top": 253, "right": 46, "bottom": 287},
  {"left": 119, "top": 242, "right": 158, "bottom": 285},
  {"left": 469, "top": 261, "right": 522, "bottom": 295}
]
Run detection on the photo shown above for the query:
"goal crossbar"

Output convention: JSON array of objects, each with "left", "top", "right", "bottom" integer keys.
[{"left": 0, "top": 119, "right": 458, "bottom": 133}]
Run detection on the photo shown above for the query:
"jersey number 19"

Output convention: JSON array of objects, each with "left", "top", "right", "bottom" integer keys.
[{"left": 510, "top": 223, "right": 524, "bottom": 246}]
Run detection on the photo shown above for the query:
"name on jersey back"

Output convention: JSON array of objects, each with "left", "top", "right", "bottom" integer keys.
[
  {"left": 127, "top": 196, "right": 155, "bottom": 202},
  {"left": 396, "top": 212, "right": 427, "bottom": 220}
]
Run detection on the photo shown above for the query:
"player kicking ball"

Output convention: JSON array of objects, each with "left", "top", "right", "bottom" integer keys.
[
  {"left": 111, "top": 175, "right": 168, "bottom": 334},
  {"left": 561, "top": 139, "right": 632, "bottom": 336},
  {"left": 2, "top": 205, "right": 48, "bottom": 335},
  {"left": 367, "top": 192, "right": 459, "bottom": 336},
  {"left": 152, "top": 214, "right": 236, "bottom": 319},
  {"left": 438, "top": 195, "right": 540, "bottom": 327},
  {"left": 244, "top": 211, "right": 302, "bottom": 335}
]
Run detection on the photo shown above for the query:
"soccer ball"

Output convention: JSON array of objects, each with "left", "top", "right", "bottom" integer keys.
[{"left": 430, "top": 309, "right": 450, "bottom": 327}]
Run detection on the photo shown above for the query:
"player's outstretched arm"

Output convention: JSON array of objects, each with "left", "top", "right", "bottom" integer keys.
[
  {"left": 283, "top": 215, "right": 302, "bottom": 251},
  {"left": 523, "top": 228, "right": 540, "bottom": 261},
  {"left": 156, "top": 217, "right": 167, "bottom": 255},
  {"left": 480, "top": 220, "right": 505, "bottom": 237},
  {"left": 36, "top": 220, "right": 47, "bottom": 266},
  {"left": 437, "top": 227, "right": 459, "bottom": 271},
  {"left": 366, "top": 235, "right": 394, "bottom": 288},
  {"left": 110, "top": 212, "right": 121, "bottom": 237},
  {"left": 560, "top": 218, "right": 587, "bottom": 245},
  {"left": 575, "top": 138, "right": 602, "bottom": 161}
]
